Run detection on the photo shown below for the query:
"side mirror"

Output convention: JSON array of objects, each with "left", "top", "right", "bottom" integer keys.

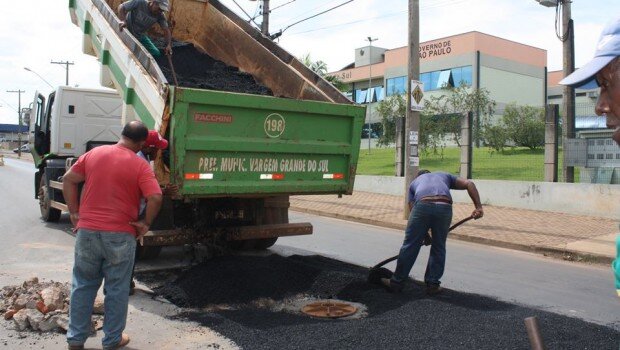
[{"left": 21, "top": 108, "right": 31, "bottom": 126}]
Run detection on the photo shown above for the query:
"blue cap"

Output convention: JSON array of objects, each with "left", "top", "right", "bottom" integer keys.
[{"left": 560, "top": 17, "right": 620, "bottom": 88}]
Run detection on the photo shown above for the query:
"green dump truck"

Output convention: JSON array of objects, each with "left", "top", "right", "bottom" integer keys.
[{"left": 38, "top": 0, "right": 365, "bottom": 256}]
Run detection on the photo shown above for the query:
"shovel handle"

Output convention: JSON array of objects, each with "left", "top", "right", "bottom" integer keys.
[{"left": 371, "top": 215, "right": 475, "bottom": 270}]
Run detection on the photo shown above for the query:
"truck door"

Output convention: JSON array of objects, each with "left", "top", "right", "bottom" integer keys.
[{"left": 31, "top": 92, "right": 46, "bottom": 157}]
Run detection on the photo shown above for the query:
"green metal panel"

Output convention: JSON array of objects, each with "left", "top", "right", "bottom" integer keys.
[{"left": 171, "top": 88, "right": 365, "bottom": 196}]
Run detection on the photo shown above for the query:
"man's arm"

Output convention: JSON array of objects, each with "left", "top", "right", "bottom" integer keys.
[
  {"left": 118, "top": 0, "right": 136, "bottom": 31},
  {"left": 62, "top": 169, "right": 86, "bottom": 228},
  {"left": 130, "top": 194, "right": 163, "bottom": 244},
  {"left": 454, "top": 177, "right": 483, "bottom": 219}
]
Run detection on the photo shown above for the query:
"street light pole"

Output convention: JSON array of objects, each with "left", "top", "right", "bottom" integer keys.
[
  {"left": 367, "top": 36, "right": 378, "bottom": 155},
  {"left": 404, "top": 0, "right": 420, "bottom": 218},
  {"left": 24, "top": 67, "right": 54, "bottom": 89},
  {"left": 6, "top": 89, "right": 25, "bottom": 158},
  {"left": 51, "top": 60, "right": 74, "bottom": 86}
]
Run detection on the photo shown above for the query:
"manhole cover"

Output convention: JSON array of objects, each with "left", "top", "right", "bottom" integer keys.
[{"left": 300, "top": 300, "right": 358, "bottom": 319}]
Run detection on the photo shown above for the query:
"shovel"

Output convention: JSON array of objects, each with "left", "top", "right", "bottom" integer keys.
[{"left": 367, "top": 215, "right": 474, "bottom": 285}]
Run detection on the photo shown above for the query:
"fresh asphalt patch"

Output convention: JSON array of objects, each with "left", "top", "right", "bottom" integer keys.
[{"left": 137, "top": 254, "right": 619, "bottom": 350}]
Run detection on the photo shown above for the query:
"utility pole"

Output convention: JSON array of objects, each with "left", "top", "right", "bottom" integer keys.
[
  {"left": 261, "top": 0, "right": 270, "bottom": 36},
  {"left": 404, "top": 0, "right": 420, "bottom": 218},
  {"left": 51, "top": 60, "right": 74, "bottom": 86},
  {"left": 367, "top": 36, "right": 378, "bottom": 155},
  {"left": 561, "top": 1, "right": 575, "bottom": 183},
  {"left": 6, "top": 89, "right": 25, "bottom": 158}
]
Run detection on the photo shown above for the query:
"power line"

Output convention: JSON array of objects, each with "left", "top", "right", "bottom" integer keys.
[
  {"left": 270, "top": 0, "right": 354, "bottom": 39},
  {"left": 50, "top": 60, "right": 74, "bottom": 86},
  {"left": 286, "top": 0, "right": 468, "bottom": 37}
]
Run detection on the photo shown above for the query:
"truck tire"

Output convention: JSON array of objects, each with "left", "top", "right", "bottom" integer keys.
[
  {"left": 136, "top": 246, "right": 162, "bottom": 260},
  {"left": 39, "top": 173, "right": 61, "bottom": 222},
  {"left": 252, "top": 196, "right": 288, "bottom": 250}
]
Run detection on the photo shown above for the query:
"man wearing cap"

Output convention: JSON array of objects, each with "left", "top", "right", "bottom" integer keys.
[
  {"left": 559, "top": 16, "right": 620, "bottom": 298},
  {"left": 118, "top": 0, "right": 172, "bottom": 57},
  {"left": 128, "top": 130, "right": 171, "bottom": 295}
]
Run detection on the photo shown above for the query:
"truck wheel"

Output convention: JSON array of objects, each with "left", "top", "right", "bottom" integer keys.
[
  {"left": 254, "top": 237, "right": 278, "bottom": 249},
  {"left": 39, "top": 174, "right": 61, "bottom": 222},
  {"left": 136, "top": 246, "right": 162, "bottom": 260}
]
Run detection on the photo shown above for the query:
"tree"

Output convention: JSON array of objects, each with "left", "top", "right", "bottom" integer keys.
[
  {"left": 375, "top": 94, "right": 406, "bottom": 147},
  {"left": 299, "top": 53, "right": 347, "bottom": 91},
  {"left": 424, "top": 84, "right": 496, "bottom": 147},
  {"left": 502, "top": 103, "right": 545, "bottom": 149}
]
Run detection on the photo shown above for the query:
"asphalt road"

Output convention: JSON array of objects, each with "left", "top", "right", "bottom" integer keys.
[
  {"left": 0, "top": 156, "right": 236, "bottom": 350},
  {"left": 0, "top": 155, "right": 618, "bottom": 349}
]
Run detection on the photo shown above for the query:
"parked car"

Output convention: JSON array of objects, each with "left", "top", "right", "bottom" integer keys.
[
  {"left": 361, "top": 128, "right": 379, "bottom": 138},
  {"left": 13, "top": 144, "right": 30, "bottom": 153}
]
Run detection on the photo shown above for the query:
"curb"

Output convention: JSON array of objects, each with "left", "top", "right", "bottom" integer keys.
[{"left": 290, "top": 206, "right": 613, "bottom": 266}]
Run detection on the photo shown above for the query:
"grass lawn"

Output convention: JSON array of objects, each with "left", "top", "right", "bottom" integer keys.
[{"left": 357, "top": 147, "right": 577, "bottom": 181}]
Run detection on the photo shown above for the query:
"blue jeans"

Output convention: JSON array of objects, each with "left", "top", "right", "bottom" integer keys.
[
  {"left": 391, "top": 202, "right": 453, "bottom": 286},
  {"left": 139, "top": 35, "right": 161, "bottom": 57},
  {"left": 67, "top": 230, "right": 136, "bottom": 349}
]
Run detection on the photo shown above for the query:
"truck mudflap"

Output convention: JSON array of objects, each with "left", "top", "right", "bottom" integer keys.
[{"left": 142, "top": 222, "right": 312, "bottom": 246}]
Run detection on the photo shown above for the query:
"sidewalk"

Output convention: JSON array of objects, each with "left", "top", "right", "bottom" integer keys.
[{"left": 291, "top": 191, "right": 618, "bottom": 265}]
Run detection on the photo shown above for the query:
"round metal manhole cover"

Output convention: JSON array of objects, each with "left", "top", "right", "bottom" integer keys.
[{"left": 300, "top": 300, "right": 358, "bottom": 319}]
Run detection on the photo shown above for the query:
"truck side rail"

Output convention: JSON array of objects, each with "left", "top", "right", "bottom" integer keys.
[{"left": 69, "top": 0, "right": 168, "bottom": 129}]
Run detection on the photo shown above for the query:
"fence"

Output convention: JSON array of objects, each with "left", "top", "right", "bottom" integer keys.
[{"left": 360, "top": 101, "right": 611, "bottom": 183}]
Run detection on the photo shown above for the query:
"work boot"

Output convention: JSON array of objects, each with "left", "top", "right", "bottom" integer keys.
[
  {"left": 426, "top": 283, "right": 442, "bottom": 296},
  {"left": 104, "top": 333, "right": 130, "bottom": 350},
  {"left": 380, "top": 278, "right": 403, "bottom": 293},
  {"left": 129, "top": 280, "right": 135, "bottom": 296},
  {"left": 67, "top": 344, "right": 84, "bottom": 350}
]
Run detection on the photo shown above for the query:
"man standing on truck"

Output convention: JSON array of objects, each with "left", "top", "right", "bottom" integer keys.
[
  {"left": 559, "top": 16, "right": 620, "bottom": 297},
  {"left": 118, "top": 0, "right": 172, "bottom": 57},
  {"left": 381, "top": 170, "right": 483, "bottom": 295},
  {"left": 63, "top": 121, "right": 163, "bottom": 350}
]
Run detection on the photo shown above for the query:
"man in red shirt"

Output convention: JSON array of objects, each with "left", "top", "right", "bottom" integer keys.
[{"left": 63, "top": 121, "right": 163, "bottom": 350}]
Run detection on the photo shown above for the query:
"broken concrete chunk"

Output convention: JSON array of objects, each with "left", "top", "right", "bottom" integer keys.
[
  {"left": 38, "top": 315, "right": 62, "bottom": 332},
  {"left": 25, "top": 309, "right": 44, "bottom": 331},
  {"left": 92, "top": 297, "right": 104, "bottom": 315},
  {"left": 22, "top": 277, "right": 38, "bottom": 289},
  {"left": 13, "top": 295, "right": 29, "bottom": 311},
  {"left": 40, "top": 287, "right": 64, "bottom": 312},
  {"left": 12, "top": 310, "right": 29, "bottom": 331},
  {"left": 54, "top": 314, "right": 69, "bottom": 332},
  {"left": 4, "top": 309, "right": 16, "bottom": 320}
]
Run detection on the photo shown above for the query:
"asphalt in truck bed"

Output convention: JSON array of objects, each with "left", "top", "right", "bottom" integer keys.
[
  {"left": 137, "top": 254, "right": 619, "bottom": 350},
  {"left": 154, "top": 40, "right": 273, "bottom": 96}
]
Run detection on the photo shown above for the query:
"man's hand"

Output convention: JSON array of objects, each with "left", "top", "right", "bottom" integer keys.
[
  {"left": 69, "top": 212, "right": 79, "bottom": 232},
  {"left": 119, "top": 21, "right": 127, "bottom": 32},
  {"left": 471, "top": 207, "right": 484, "bottom": 219},
  {"left": 162, "top": 183, "right": 179, "bottom": 196},
  {"left": 164, "top": 44, "right": 172, "bottom": 56},
  {"left": 129, "top": 220, "right": 150, "bottom": 246}
]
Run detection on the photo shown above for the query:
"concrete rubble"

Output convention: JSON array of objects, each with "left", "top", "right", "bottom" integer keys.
[{"left": 0, "top": 277, "right": 103, "bottom": 333}]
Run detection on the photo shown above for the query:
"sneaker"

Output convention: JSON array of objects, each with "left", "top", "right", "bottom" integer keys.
[
  {"left": 104, "top": 333, "right": 130, "bottom": 350},
  {"left": 129, "top": 280, "right": 136, "bottom": 296},
  {"left": 380, "top": 278, "right": 403, "bottom": 293},
  {"left": 67, "top": 345, "right": 84, "bottom": 350},
  {"left": 426, "top": 283, "right": 442, "bottom": 296}
]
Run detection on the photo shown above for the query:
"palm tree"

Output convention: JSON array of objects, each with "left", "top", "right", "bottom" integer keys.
[{"left": 299, "top": 53, "right": 347, "bottom": 92}]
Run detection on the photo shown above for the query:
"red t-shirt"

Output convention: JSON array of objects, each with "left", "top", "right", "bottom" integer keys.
[{"left": 71, "top": 144, "right": 162, "bottom": 235}]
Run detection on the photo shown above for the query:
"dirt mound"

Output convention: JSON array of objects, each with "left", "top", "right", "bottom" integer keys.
[{"left": 154, "top": 41, "right": 273, "bottom": 96}]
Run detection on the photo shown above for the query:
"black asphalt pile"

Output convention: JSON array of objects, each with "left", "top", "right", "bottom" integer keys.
[
  {"left": 154, "top": 41, "right": 273, "bottom": 96},
  {"left": 138, "top": 254, "right": 619, "bottom": 350}
]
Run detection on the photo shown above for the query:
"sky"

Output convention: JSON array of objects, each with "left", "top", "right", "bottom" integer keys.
[{"left": 1, "top": 0, "right": 619, "bottom": 124}]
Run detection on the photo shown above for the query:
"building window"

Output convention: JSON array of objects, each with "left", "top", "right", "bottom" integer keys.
[
  {"left": 354, "top": 86, "right": 385, "bottom": 104},
  {"left": 597, "top": 154, "right": 604, "bottom": 159},
  {"left": 386, "top": 76, "right": 406, "bottom": 96}
]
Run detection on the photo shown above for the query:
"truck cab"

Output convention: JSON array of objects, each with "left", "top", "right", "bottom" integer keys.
[{"left": 28, "top": 87, "right": 123, "bottom": 221}]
